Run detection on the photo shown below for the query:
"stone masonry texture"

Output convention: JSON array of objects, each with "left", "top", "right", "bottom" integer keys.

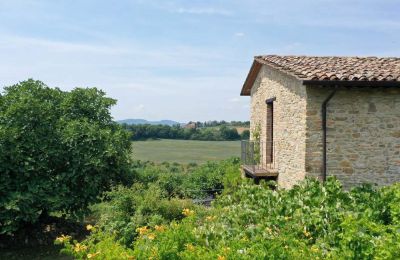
[
  {"left": 250, "top": 66, "right": 307, "bottom": 189},
  {"left": 250, "top": 65, "right": 400, "bottom": 189}
]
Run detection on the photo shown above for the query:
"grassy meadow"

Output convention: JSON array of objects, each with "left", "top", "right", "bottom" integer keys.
[{"left": 132, "top": 139, "right": 241, "bottom": 164}]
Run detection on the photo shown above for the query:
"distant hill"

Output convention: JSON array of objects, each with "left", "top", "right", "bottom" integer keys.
[{"left": 117, "top": 119, "right": 181, "bottom": 126}]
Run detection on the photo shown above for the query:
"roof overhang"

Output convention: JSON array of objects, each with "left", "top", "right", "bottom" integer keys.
[
  {"left": 240, "top": 59, "right": 262, "bottom": 96},
  {"left": 240, "top": 58, "right": 400, "bottom": 96}
]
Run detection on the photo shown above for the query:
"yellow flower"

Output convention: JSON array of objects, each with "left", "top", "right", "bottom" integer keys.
[
  {"left": 155, "top": 225, "right": 166, "bottom": 232},
  {"left": 147, "top": 233, "right": 156, "bottom": 240},
  {"left": 136, "top": 226, "right": 149, "bottom": 235},
  {"left": 241, "top": 236, "right": 249, "bottom": 242},
  {"left": 182, "top": 208, "right": 194, "bottom": 217},
  {"left": 217, "top": 256, "right": 226, "bottom": 260},
  {"left": 303, "top": 227, "right": 311, "bottom": 237},
  {"left": 265, "top": 227, "right": 272, "bottom": 234},
  {"left": 206, "top": 216, "right": 216, "bottom": 222},
  {"left": 87, "top": 251, "right": 100, "bottom": 259},
  {"left": 55, "top": 234, "right": 71, "bottom": 243},
  {"left": 186, "top": 243, "right": 195, "bottom": 251},
  {"left": 311, "top": 245, "right": 319, "bottom": 253},
  {"left": 74, "top": 243, "right": 88, "bottom": 252},
  {"left": 86, "top": 224, "right": 94, "bottom": 231}
]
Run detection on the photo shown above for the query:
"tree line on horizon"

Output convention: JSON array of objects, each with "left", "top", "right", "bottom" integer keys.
[
  {"left": 122, "top": 123, "right": 250, "bottom": 141},
  {"left": 187, "top": 120, "right": 250, "bottom": 128}
]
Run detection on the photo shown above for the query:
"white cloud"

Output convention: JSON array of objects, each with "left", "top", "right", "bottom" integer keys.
[
  {"left": 1, "top": 35, "right": 128, "bottom": 55},
  {"left": 135, "top": 104, "right": 145, "bottom": 111},
  {"left": 174, "top": 7, "right": 232, "bottom": 16},
  {"left": 234, "top": 32, "right": 245, "bottom": 37},
  {"left": 0, "top": 33, "right": 249, "bottom": 122}
]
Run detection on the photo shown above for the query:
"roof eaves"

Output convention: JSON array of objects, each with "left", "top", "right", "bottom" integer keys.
[
  {"left": 240, "top": 59, "right": 262, "bottom": 96},
  {"left": 302, "top": 80, "right": 400, "bottom": 87}
]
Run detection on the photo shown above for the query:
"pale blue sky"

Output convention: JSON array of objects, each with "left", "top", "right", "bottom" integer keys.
[{"left": 0, "top": 0, "right": 399, "bottom": 122}]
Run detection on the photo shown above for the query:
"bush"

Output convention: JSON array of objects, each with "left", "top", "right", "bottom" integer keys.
[
  {"left": 128, "top": 178, "right": 400, "bottom": 259},
  {"left": 62, "top": 177, "right": 400, "bottom": 259},
  {"left": 0, "top": 79, "right": 132, "bottom": 234},
  {"left": 240, "top": 129, "right": 250, "bottom": 140},
  {"left": 88, "top": 183, "right": 197, "bottom": 247},
  {"left": 132, "top": 158, "right": 241, "bottom": 198}
]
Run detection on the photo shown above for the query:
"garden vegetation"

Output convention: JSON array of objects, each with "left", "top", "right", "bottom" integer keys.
[
  {"left": 0, "top": 80, "right": 132, "bottom": 234},
  {"left": 58, "top": 176, "right": 400, "bottom": 259},
  {"left": 2, "top": 80, "right": 400, "bottom": 259}
]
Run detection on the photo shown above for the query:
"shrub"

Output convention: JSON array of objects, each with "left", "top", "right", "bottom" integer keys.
[
  {"left": 132, "top": 158, "right": 241, "bottom": 199},
  {"left": 90, "top": 183, "right": 197, "bottom": 247},
  {"left": 129, "top": 178, "right": 400, "bottom": 259},
  {"left": 240, "top": 129, "right": 250, "bottom": 140},
  {"left": 0, "top": 79, "right": 132, "bottom": 234}
]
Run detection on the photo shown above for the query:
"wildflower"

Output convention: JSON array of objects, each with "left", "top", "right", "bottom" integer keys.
[
  {"left": 74, "top": 243, "right": 88, "bottom": 252},
  {"left": 265, "top": 227, "right": 272, "bottom": 234},
  {"left": 303, "top": 227, "right": 311, "bottom": 237},
  {"left": 284, "top": 245, "right": 289, "bottom": 249},
  {"left": 87, "top": 251, "right": 100, "bottom": 258},
  {"left": 241, "top": 236, "right": 249, "bottom": 242},
  {"left": 217, "top": 256, "right": 226, "bottom": 260},
  {"left": 147, "top": 233, "right": 156, "bottom": 240},
  {"left": 136, "top": 226, "right": 149, "bottom": 235},
  {"left": 284, "top": 216, "right": 291, "bottom": 221},
  {"left": 86, "top": 224, "right": 94, "bottom": 231},
  {"left": 186, "top": 243, "right": 195, "bottom": 251},
  {"left": 223, "top": 247, "right": 231, "bottom": 254},
  {"left": 55, "top": 234, "right": 71, "bottom": 243},
  {"left": 182, "top": 208, "right": 194, "bottom": 217},
  {"left": 206, "top": 215, "right": 216, "bottom": 222},
  {"left": 155, "top": 225, "right": 166, "bottom": 232},
  {"left": 311, "top": 245, "right": 319, "bottom": 253}
]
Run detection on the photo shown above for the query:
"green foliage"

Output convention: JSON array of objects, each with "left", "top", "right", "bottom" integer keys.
[
  {"left": 0, "top": 79, "right": 132, "bottom": 234},
  {"left": 240, "top": 129, "right": 250, "bottom": 140},
  {"left": 124, "top": 124, "right": 241, "bottom": 141},
  {"left": 57, "top": 159, "right": 241, "bottom": 257},
  {"left": 61, "top": 176, "right": 400, "bottom": 259},
  {"left": 132, "top": 158, "right": 241, "bottom": 198},
  {"left": 90, "top": 183, "right": 196, "bottom": 247},
  {"left": 128, "top": 178, "right": 400, "bottom": 259}
]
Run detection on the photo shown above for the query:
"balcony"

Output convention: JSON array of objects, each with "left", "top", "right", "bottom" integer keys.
[{"left": 240, "top": 140, "right": 278, "bottom": 178}]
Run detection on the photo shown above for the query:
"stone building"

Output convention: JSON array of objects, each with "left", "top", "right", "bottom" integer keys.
[{"left": 240, "top": 55, "right": 400, "bottom": 189}]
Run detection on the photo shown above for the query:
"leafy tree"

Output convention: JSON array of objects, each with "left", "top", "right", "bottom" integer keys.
[
  {"left": 219, "top": 125, "right": 240, "bottom": 140},
  {"left": 0, "top": 79, "right": 132, "bottom": 234},
  {"left": 240, "top": 129, "right": 250, "bottom": 140}
]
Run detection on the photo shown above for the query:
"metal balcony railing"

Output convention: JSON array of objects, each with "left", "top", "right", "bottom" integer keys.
[{"left": 241, "top": 140, "right": 277, "bottom": 175}]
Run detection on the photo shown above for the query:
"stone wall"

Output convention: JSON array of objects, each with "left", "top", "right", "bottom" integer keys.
[
  {"left": 250, "top": 66, "right": 307, "bottom": 188},
  {"left": 305, "top": 86, "right": 400, "bottom": 189}
]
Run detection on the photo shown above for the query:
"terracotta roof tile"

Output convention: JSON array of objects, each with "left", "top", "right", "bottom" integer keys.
[{"left": 255, "top": 55, "right": 400, "bottom": 82}]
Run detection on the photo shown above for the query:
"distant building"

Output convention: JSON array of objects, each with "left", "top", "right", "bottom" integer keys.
[
  {"left": 184, "top": 122, "right": 197, "bottom": 129},
  {"left": 240, "top": 55, "right": 400, "bottom": 189}
]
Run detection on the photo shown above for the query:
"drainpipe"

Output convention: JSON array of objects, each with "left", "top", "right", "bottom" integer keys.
[{"left": 321, "top": 89, "right": 337, "bottom": 182}]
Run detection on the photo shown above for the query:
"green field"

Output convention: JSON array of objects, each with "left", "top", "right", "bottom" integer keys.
[{"left": 132, "top": 139, "right": 241, "bottom": 164}]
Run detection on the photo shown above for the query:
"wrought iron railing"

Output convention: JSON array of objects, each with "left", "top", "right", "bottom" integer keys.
[{"left": 241, "top": 140, "right": 277, "bottom": 172}]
